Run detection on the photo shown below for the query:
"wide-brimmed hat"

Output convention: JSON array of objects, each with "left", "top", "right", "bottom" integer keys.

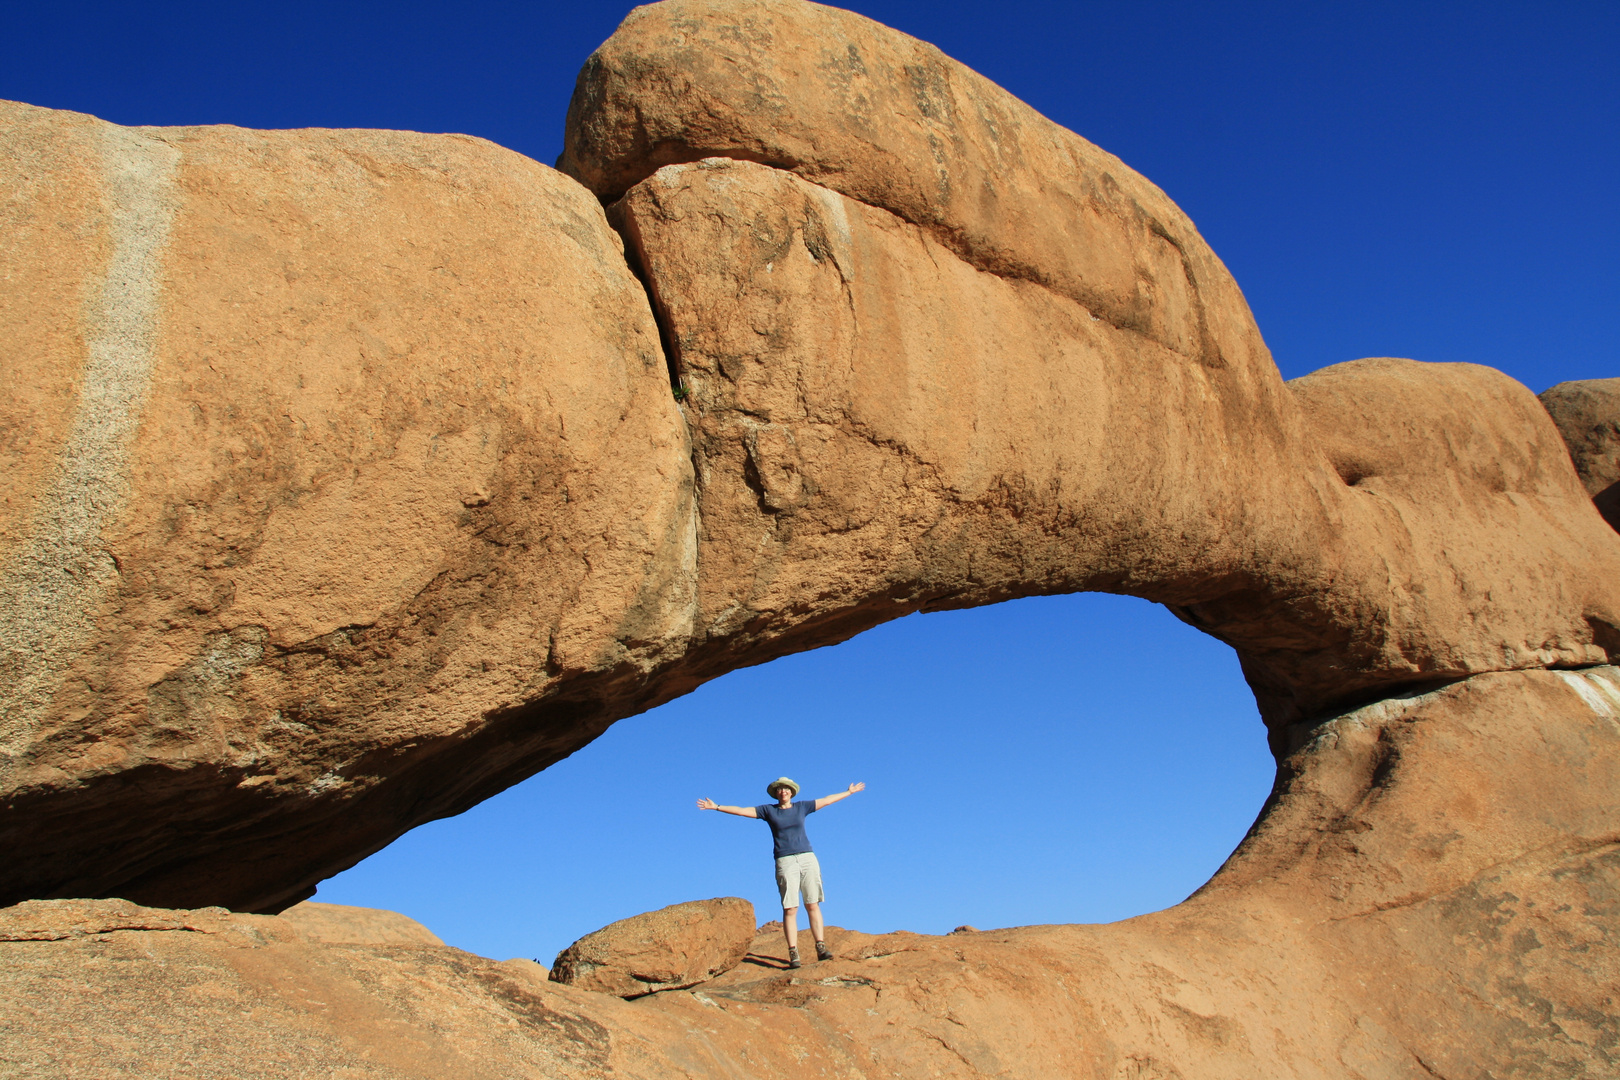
[{"left": 766, "top": 776, "right": 800, "bottom": 798}]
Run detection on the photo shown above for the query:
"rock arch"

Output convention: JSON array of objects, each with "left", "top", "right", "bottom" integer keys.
[{"left": 1, "top": 0, "right": 1618, "bottom": 1072}]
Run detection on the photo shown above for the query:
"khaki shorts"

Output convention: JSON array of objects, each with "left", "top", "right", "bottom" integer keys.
[{"left": 774, "top": 852, "right": 824, "bottom": 908}]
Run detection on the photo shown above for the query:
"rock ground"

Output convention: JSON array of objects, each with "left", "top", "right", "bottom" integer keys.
[
  {"left": 278, "top": 900, "right": 445, "bottom": 947},
  {"left": 3, "top": 666, "right": 1615, "bottom": 1076}
]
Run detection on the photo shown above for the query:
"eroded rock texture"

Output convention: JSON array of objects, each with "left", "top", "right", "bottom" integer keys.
[{"left": 1, "top": 0, "right": 1618, "bottom": 1074}]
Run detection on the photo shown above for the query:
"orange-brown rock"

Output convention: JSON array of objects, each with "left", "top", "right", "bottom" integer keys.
[
  {"left": 3, "top": 666, "right": 1614, "bottom": 1076},
  {"left": 279, "top": 900, "right": 444, "bottom": 946},
  {"left": 550, "top": 896, "right": 754, "bottom": 997},
  {"left": 2, "top": 1, "right": 1619, "bottom": 1073},
  {"left": 5, "top": 0, "right": 1619, "bottom": 918},
  {"left": 0, "top": 897, "right": 636, "bottom": 1078},
  {"left": 614, "top": 155, "right": 1620, "bottom": 734},
  {"left": 0, "top": 98, "right": 694, "bottom": 913},
  {"left": 560, "top": 0, "right": 1268, "bottom": 376},
  {"left": 1541, "top": 377, "right": 1620, "bottom": 530}
]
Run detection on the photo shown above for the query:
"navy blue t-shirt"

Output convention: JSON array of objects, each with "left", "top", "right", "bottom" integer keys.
[{"left": 756, "top": 800, "right": 818, "bottom": 858}]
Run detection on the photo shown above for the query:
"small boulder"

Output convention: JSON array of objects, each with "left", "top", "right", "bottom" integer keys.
[{"left": 550, "top": 897, "right": 754, "bottom": 998}]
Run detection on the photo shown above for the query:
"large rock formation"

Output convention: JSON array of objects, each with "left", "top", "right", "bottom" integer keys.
[
  {"left": 0, "top": 98, "right": 696, "bottom": 913},
  {"left": 4, "top": 0, "right": 1617, "bottom": 916},
  {"left": 1, "top": 0, "right": 1618, "bottom": 1074},
  {"left": 613, "top": 153, "right": 1616, "bottom": 734}
]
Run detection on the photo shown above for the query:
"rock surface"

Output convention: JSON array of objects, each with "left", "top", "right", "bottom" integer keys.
[
  {"left": 278, "top": 900, "right": 444, "bottom": 946},
  {"left": 569, "top": 0, "right": 1620, "bottom": 730},
  {"left": 617, "top": 152, "right": 1620, "bottom": 738},
  {"left": 0, "top": 98, "right": 694, "bottom": 913},
  {"left": 0, "top": 898, "right": 634, "bottom": 1079},
  {"left": 549, "top": 896, "right": 754, "bottom": 997},
  {"left": 560, "top": 0, "right": 1268, "bottom": 375},
  {"left": 1541, "top": 377, "right": 1620, "bottom": 531},
  {"left": 3, "top": 666, "right": 1615, "bottom": 1076}
]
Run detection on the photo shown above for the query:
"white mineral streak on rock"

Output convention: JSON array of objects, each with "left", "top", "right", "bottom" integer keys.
[
  {"left": 0, "top": 123, "right": 178, "bottom": 754},
  {"left": 1557, "top": 667, "right": 1620, "bottom": 721}
]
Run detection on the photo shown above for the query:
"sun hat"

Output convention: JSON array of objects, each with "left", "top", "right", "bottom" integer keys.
[{"left": 766, "top": 776, "right": 800, "bottom": 798}]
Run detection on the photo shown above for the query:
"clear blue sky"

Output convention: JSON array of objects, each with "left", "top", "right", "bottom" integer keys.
[{"left": 4, "top": 0, "right": 1614, "bottom": 962}]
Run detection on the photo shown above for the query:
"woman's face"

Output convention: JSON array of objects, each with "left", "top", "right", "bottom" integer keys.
[{"left": 774, "top": 786, "right": 792, "bottom": 802}]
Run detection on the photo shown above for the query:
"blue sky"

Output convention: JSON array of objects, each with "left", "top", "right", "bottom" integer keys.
[{"left": 4, "top": 1, "right": 1613, "bottom": 962}]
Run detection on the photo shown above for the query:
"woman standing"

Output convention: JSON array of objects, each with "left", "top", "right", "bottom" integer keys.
[{"left": 698, "top": 777, "right": 866, "bottom": 968}]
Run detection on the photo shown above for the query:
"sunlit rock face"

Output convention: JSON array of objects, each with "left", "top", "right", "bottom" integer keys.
[
  {"left": 0, "top": 100, "right": 697, "bottom": 913},
  {"left": 1, "top": 0, "right": 1619, "bottom": 1074},
  {"left": 611, "top": 153, "right": 1616, "bottom": 735}
]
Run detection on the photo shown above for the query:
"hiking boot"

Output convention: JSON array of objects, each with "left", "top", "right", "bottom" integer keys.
[
  {"left": 787, "top": 946, "right": 802, "bottom": 969},
  {"left": 816, "top": 940, "right": 834, "bottom": 962}
]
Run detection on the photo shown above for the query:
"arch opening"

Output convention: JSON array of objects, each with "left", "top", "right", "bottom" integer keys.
[{"left": 314, "top": 592, "right": 1273, "bottom": 964}]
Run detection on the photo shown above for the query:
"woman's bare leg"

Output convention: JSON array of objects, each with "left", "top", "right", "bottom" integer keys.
[
  {"left": 782, "top": 906, "right": 798, "bottom": 951},
  {"left": 805, "top": 901, "right": 825, "bottom": 944}
]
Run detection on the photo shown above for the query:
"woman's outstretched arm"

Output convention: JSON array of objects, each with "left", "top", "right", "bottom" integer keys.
[
  {"left": 813, "top": 782, "right": 866, "bottom": 810},
  {"left": 697, "top": 798, "right": 758, "bottom": 818}
]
